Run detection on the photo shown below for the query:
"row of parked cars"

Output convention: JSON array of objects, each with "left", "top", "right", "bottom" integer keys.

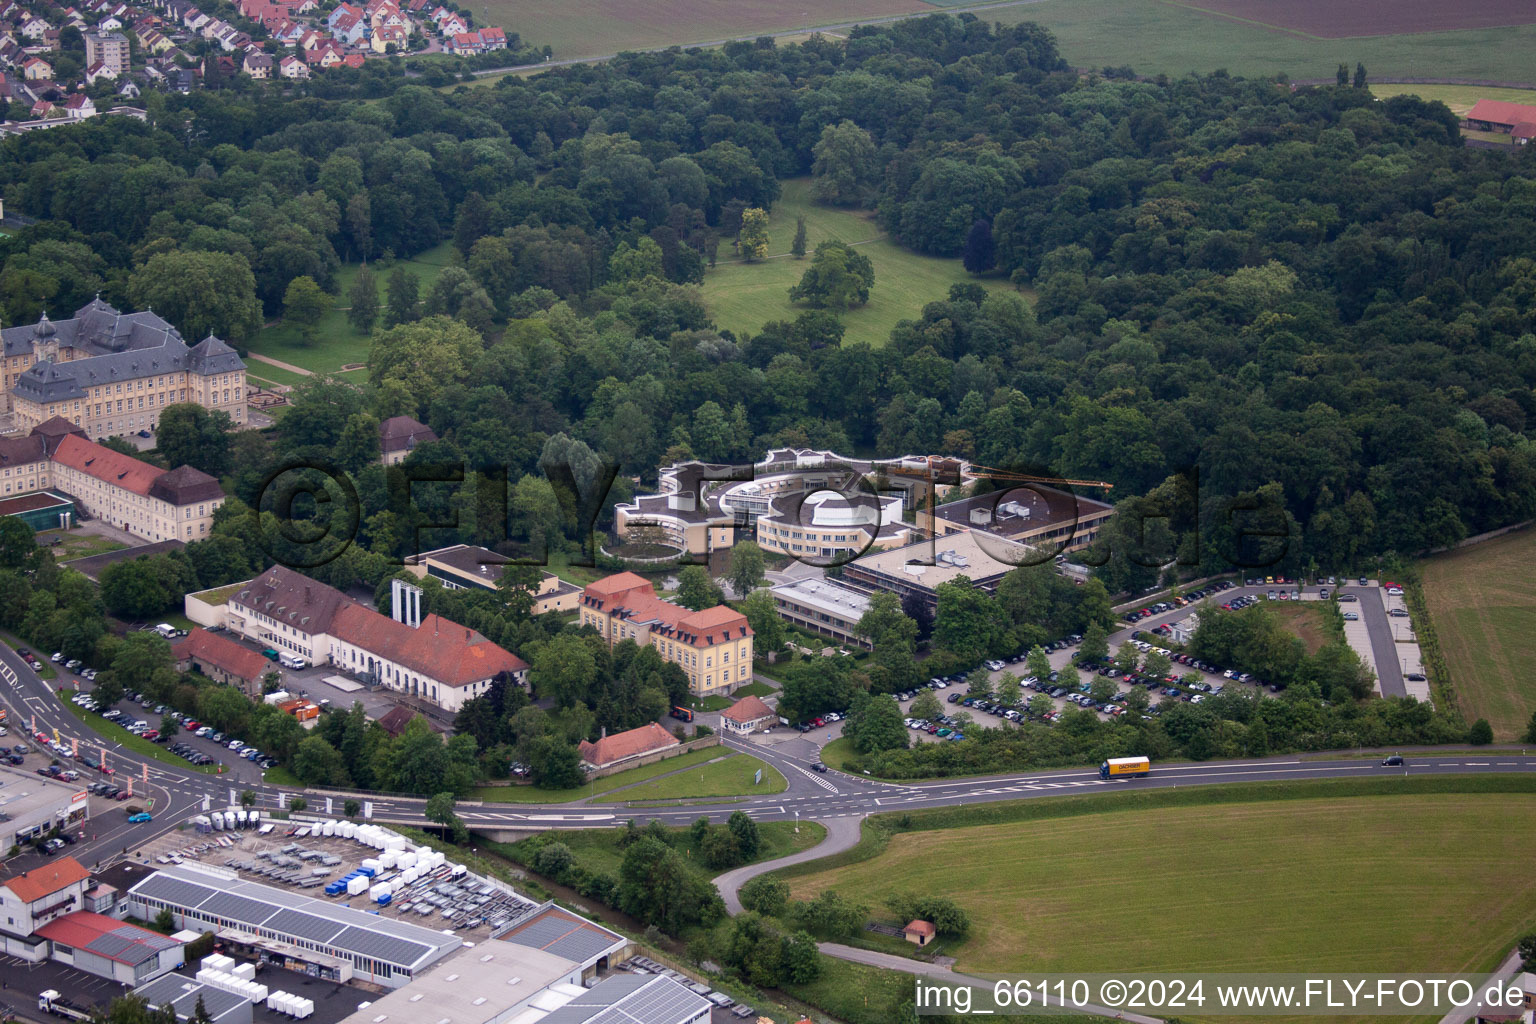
[
  {"left": 72, "top": 686, "right": 279, "bottom": 769},
  {"left": 1124, "top": 581, "right": 1238, "bottom": 622}
]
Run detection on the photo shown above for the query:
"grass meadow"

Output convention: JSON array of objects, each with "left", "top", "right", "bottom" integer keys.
[
  {"left": 784, "top": 788, "right": 1536, "bottom": 981},
  {"left": 595, "top": 750, "right": 786, "bottom": 802},
  {"left": 1421, "top": 528, "right": 1536, "bottom": 740},
  {"left": 702, "top": 178, "right": 1019, "bottom": 348},
  {"left": 244, "top": 242, "right": 458, "bottom": 378},
  {"left": 988, "top": 0, "right": 1536, "bottom": 81}
]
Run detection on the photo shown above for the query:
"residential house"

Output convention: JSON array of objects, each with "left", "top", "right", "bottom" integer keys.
[
  {"left": 242, "top": 49, "right": 271, "bottom": 77},
  {"left": 720, "top": 694, "right": 776, "bottom": 735},
  {"left": 18, "top": 16, "right": 50, "bottom": 40},
  {"left": 379, "top": 414, "right": 436, "bottom": 465},
  {"left": 447, "top": 30, "right": 478, "bottom": 53},
  {"left": 135, "top": 27, "right": 170, "bottom": 51},
  {"left": 329, "top": 8, "right": 363, "bottom": 44},
  {"left": 477, "top": 25, "right": 504, "bottom": 49},
  {"left": 115, "top": 77, "right": 138, "bottom": 97},
  {"left": 97, "top": 14, "right": 121, "bottom": 29},
  {"left": 182, "top": 7, "right": 209, "bottom": 31},
  {"left": 0, "top": 857, "right": 91, "bottom": 939},
  {"left": 326, "top": 1, "right": 361, "bottom": 29},
  {"left": 370, "top": 23, "right": 405, "bottom": 51},
  {"left": 84, "top": 30, "right": 129, "bottom": 75},
  {"left": 341, "top": 52, "right": 363, "bottom": 67},
  {"left": 278, "top": 53, "right": 307, "bottom": 77},
  {"left": 61, "top": 93, "right": 94, "bottom": 118},
  {"left": 22, "top": 56, "right": 51, "bottom": 80},
  {"left": 84, "top": 60, "right": 114, "bottom": 83},
  {"left": 431, "top": 7, "right": 465, "bottom": 34}
]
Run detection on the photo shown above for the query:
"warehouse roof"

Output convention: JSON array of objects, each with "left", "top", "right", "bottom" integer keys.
[
  {"left": 537, "top": 974, "right": 712, "bottom": 1024},
  {"left": 494, "top": 902, "right": 625, "bottom": 968},
  {"left": 36, "top": 910, "right": 180, "bottom": 966},
  {"left": 128, "top": 865, "right": 461, "bottom": 973},
  {"left": 136, "top": 973, "right": 251, "bottom": 1024},
  {"left": 334, "top": 940, "right": 579, "bottom": 1024}
]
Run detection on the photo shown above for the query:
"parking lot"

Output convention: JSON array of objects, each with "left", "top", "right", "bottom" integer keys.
[
  {"left": 132, "top": 821, "right": 538, "bottom": 944},
  {"left": 63, "top": 684, "right": 271, "bottom": 782}
]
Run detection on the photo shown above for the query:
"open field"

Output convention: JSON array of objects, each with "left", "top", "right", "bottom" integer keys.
[
  {"left": 481, "top": 0, "right": 931, "bottom": 60},
  {"left": 988, "top": 0, "right": 1536, "bottom": 81},
  {"left": 597, "top": 751, "right": 785, "bottom": 801},
  {"left": 1170, "top": 0, "right": 1536, "bottom": 38},
  {"left": 1271, "top": 602, "right": 1331, "bottom": 654},
  {"left": 244, "top": 242, "right": 457, "bottom": 376},
  {"left": 703, "top": 179, "right": 1017, "bottom": 348},
  {"left": 1372, "top": 83, "right": 1536, "bottom": 116},
  {"left": 1421, "top": 528, "right": 1536, "bottom": 740},
  {"left": 785, "top": 788, "right": 1536, "bottom": 978}
]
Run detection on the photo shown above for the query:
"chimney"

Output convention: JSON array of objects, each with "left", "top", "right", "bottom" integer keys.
[{"left": 465, "top": 629, "right": 470, "bottom": 640}]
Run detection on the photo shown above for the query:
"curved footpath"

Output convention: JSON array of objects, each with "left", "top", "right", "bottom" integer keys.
[{"left": 714, "top": 815, "right": 863, "bottom": 914}]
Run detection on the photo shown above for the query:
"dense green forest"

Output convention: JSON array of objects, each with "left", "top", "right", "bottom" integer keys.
[{"left": 5, "top": 16, "right": 1534, "bottom": 588}]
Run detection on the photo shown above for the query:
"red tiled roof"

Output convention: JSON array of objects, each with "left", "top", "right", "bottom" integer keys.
[
  {"left": 581, "top": 574, "right": 751, "bottom": 648},
  {"left": 173, "top": 627, "right": 269, "bottom": 682},
  {"left": 1511, "top": 121, "right": 1536, "bottom": 139},
  {"left": 4, "top": 857, "right": 89, "bottom": 903},
  {"left": 721, "top": 695, "right": 774, "bottom": 724},
  {"left": 577, "top": 722, "right": 679, "bottom": 767},
  {"left": 51, "top": 434, "right": 167, "bottom": 496},
  {"left": 35, "top": 911, "right": 175, "bottom": 965},
  {"left": 330, "top": 606, "right": 527, "bottom": 687},
  {"left": 904, "top": 919, "right": 935, "bottom": 937},
  {"left": 1466, "top": 99, "right": 1536, "bottom": 128}
]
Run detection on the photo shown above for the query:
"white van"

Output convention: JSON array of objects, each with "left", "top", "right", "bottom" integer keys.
[{"left": 278, "top": 653, "right": 308, "bottom": 670}]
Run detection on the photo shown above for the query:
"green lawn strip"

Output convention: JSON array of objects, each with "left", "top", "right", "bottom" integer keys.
[
  {"left": 731, "top": 680, "right": 777, "bottom": 698},
  {"left": 59, "top": 693, "right": 222, "bottom": 774},
  {"left": 702, "top": 177, "right": 1018, "bottom": 349},
  {"left": 781, "top": 783, "right": 1536, "bottom": 982},
  {"left": 689, "top": 694, "right": 732, "bottom": 712},
  {"left": 495, "top": 819, "right": 825, "bottom": 882},
  {"left": 471, "top": 745, "right": 725, "bottom": 802},
  {"left": 44, "top": 530, "right": 128, "bottom": 560},
  {"left": 818, "top": 736, "right": 860, "bottom": 773},
  {"left": 261, "top": 763, "right": 304, "bottom": 788},
  {"left": 595, "top": 752, "right": 786, "bottom": 802}
]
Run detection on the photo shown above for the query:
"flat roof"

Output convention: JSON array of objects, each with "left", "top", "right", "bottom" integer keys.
[
  {"left": 0, "top": 490, "right": 71, "bottom": 516},
  {"left": 0, "top": 763, "right": 86, "bottom": 823},
  {"left": 136, "top": 973, "right": 250, "bottom": 1024},
  {"left": 538, "top": 974, "right": 712, "bottom": 1024},
  {"left": 336, "top": 940, "right": 578, "bottom": 1024},
  {"left": 65, "top": 539, "right": 185, "bottom": 580},
  {"left": 931, "top": 484, "right": 1112, "bottom": 538},
  {"left": 770, "top": 578, "right": 872, "bottom": 622},
  {"left": 127, "top": 865, "right": 461, "bottom": 973},
  {"left": 847, "top": 528, "right": 1039, "bottom": 592},
  {"left": 494, "top": 903, "right": 625, "bottom": 967}
]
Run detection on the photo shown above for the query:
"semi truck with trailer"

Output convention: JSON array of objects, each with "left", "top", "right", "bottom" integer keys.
[{"left": 1100, "top": 756, "right": 1150, "bottom": 778}]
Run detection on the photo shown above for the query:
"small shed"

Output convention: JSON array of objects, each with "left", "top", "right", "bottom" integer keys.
[{"left": 903, "top": 919, "right": 936, "bottom": 946}]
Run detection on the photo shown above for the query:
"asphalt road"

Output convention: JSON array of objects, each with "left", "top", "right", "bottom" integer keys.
[{"left": 0, "top": 584, "right": 1519, "bottom": 871}]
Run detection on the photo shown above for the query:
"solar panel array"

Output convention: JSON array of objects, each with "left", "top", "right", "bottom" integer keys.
[
  {"left": 127, "top": 867, "right": 462, "bottom": 972},
  {"left": 500, "top": 914, "right": 622, "bottom": 965},
  {"left": 137, "top": 973, "right": 250, "bottom": 1024},
  {"left": 538, "top": 976, "right": 710, "bottom": 1024}
]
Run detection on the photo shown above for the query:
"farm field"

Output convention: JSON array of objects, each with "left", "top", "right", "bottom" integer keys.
[
  {"left": 702, "top": 178, "right": 1018, "bottom": 348},
  {"left": 480, "top": 0, "right": 932, "bottom": 61},
  {"left": 244, "top": 242, "right": 457, "bottom": 377},
  {"left": 1371, "top": 83, "right": 1536, "bottom": 117},
  {"left": 1421, "top": 528, "right": 1536, "bottom": 740},
  {"left": 786, "top": 791, "right": 1536, "bottom": 978},
  {"left": 1171, "top": 0, "right": 1535, "bottom": 38},
  {"left": 989, "top": 0, "right": 1536, "bottom": 81},
  {"left": 596, "top": 750, "right": 786, "bottom": 801}
]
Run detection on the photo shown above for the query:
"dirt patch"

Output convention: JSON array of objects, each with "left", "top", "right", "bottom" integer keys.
[
  {"left": 1167, "top": 0, "right": 1536, "bottom": 38},
  {"left": 1271, "top": 602, "right": 1331, "bottom": 655}
]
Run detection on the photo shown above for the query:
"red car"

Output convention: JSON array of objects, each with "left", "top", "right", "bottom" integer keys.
[{"left": 112, "top": 790, "right": 131, "bottom": 800}]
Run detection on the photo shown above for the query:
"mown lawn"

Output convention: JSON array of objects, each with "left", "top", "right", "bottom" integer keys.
[
  {"left": 245, "top": 242, "right": 457, "bottom": 376},
  {"left": 702, "top": 178, "right": 1018, "bottom": 349},
  {"left": 596, "top": 751, "right": 785, "bottom": 802},
  {"left": 787, "top": 791, "right": 1536, "bottom": 979},
  {"left": 471, "top": 745, "right": 724, "bottom": 802},
  {"left": 1421, "top": 528, "right": 1536, "bottom": 740},
  {"left": 504, "top": 819, "right": 825, "bottom": 880}
]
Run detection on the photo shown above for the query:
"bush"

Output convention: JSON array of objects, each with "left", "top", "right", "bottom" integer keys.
[
  {"left": 1468, "top": 719, "right": 1494, "bottom": 745},
  {"left": 532, "top": 841, "right": 574, "bottom": 878},
  {"left": 884, "top": 892, "right": 970, "bottom": 936},
  {"left": 739, "top": 875, "right": 790, "bottom": 916}
]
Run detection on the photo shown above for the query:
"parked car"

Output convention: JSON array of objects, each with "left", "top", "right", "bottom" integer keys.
[{"left": 127, "top": 812, "right": 153, "bottom": 822}]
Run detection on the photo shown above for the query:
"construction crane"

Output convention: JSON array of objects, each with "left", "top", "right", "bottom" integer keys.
[{"left": 967, "top": 464, "right": 1114, "bottom": 490}]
